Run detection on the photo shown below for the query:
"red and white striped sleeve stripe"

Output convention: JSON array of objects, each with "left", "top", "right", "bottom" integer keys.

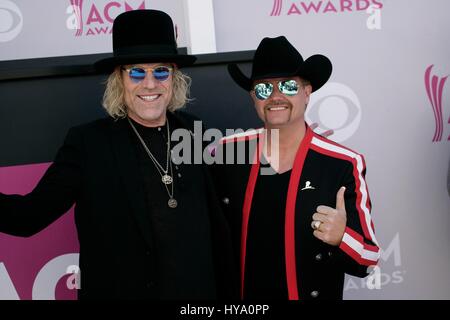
[{"left": 340, "top": 227, "right": 379, "bottom": 265}]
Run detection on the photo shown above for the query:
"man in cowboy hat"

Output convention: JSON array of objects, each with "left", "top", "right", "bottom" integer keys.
[
  {"left": 0, "top": 10, "right": 235, "bottom": 299},
  {"left": 212, "top": 36, "right": 380, "bottom": 300}
]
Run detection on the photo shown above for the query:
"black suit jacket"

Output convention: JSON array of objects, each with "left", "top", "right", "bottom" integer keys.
[{"left": 0, "top": 112, "right": 237, "bottom": 299}]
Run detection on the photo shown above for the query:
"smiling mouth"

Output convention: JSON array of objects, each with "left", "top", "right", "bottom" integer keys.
[
  {"left": 138, "top": 94, "right": 161, "bottom": 102},
  {"left": 266, "top": 105, "right": 289, "bottom": 111}
]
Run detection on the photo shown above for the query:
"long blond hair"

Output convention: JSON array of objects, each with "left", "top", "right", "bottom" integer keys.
[{"left": 102, "top": 66, "right": 192, "bottom": 119}]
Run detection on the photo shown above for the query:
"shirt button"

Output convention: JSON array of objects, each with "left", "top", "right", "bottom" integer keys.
[
  {"left": 222, "top": 197, "right": 230, "bottom": 205},
  {"left": 328, "top": 251, "right": 333, "bottom": 257},
  {"left": 315, "top": 253, "right": 322, "bottom": 261},
  {"left": 178, "top": 173, "right": 182, "bottom": 178},
  {"left": 310, "top": 290, "right": 319, "bottom": 298}
]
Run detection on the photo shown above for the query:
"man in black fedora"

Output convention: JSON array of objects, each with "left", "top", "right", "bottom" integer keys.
[
  {"left": 0, "top": 10, "right": 235, "bottom": 299},
  {"left": 211, "top": 36, "right": 380, "bottom": 300}
]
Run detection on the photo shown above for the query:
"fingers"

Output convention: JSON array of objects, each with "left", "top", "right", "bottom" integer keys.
[
  {"left": 312, "top": 212, "right": 328, "bottom": 223},
  {"left": 336, "top": 186, "right": 346, "bottom": 211},
  {"left": 311, "top": 219, "right": 331, "bottom": 232},
  {"left": 316, "top": 186, "right": 346, "bottom": 214},
  {"left": 311, "top": 211, "right": 330, "bottom": 231},
  {"left": 311, "top": 220, "right": 321, "bottom": 230},
  {"left": 312, "top": 187, "right": 347, "bottom": 245},
  {"left": 313, "top": 230, "right": 324, "bottom": 240},
  {"left": 316, "top": 205, "right": 337, "bottom": 215}
]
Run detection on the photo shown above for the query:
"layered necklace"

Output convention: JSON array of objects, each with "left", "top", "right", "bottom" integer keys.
[{"left": 128, "top": 117, "right": 177, "bottom": 209}]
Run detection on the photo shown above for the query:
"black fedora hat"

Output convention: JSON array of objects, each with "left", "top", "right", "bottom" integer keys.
[
  {"left": 228, "top": 36, "right": 332, "bottom": 92},
  {"left": 95, "top": 10, "right": 196, "bottom": 72}
]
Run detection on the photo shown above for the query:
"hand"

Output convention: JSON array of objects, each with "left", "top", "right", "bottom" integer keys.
[{"left": 311, "top": 186, "right": 347, "bottom": 246}]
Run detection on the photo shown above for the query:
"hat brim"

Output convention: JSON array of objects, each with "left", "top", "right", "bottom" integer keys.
[
  {"left": 228, "top": 54, "right": 332, "bottom": 92},
  {"left": 297, "top": 54, "right": 332, "bottom": 92},
  {"left": 95, "top": 53, "right": 197, "bottom": 73},
  {"left": 227, "top": 64, "right": 253, "bottom": 91}
]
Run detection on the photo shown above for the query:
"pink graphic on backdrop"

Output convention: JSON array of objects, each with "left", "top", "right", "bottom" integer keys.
[
  {"left": 70, "top": 0, "right": 84, "bottom": 36},
  {"left": 68, "top": 0, "right": 146, "bottom": 37},
  {"left": 270, "top": 0, "right": 283, "bottom": 16},
  {"left": 424, "top": 65, "right": 449, "bottom": 142},
  {"left": 0, "top": 163, "right": 79, "bottom": 300},
  {"left": 271, "top": 0, "right": 384, "bottom": 16}
]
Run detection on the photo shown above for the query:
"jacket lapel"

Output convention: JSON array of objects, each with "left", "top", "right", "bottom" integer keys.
[{"left": 109, "top": 118, "right": 155, "bottom": 251}]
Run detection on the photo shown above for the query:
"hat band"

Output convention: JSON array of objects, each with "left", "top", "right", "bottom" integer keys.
[
  {"left": 253, "top": 68, "right": 301, "bottom": 81},
  {"left": 114, "top": 44, "right": 178, "bottom": 56}
]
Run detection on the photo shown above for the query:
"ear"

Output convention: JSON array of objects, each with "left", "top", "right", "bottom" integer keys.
[
  {"left": 304, "top": 84, "right": 313, "bottom": 96},
  {"left": 304, "top": 84, "right": 313, "bottom": 104}
]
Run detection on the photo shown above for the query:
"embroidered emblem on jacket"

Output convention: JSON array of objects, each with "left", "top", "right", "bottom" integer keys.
[{"left": 300, "top": 181, "right": 316, "bottom": 191}]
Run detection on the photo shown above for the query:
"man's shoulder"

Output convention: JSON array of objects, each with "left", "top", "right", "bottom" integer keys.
[
  {"left": 70, "top": 117, "right": 115, "bottom": 133},
  {"left": 171, "top": 110, "right": 203, "bottom": 129},
  {"left": 173, "top": 110, "right": 201, "bottom": 122},
  {"left": 309, "top": 130, "right": 365, "bottom": 162}
]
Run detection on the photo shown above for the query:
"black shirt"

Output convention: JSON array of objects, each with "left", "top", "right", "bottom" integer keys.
[
  {"left": 128, "top": 114, "right": 216, "bottom": 299},
  {"left": 244, "top": 160, "right": 291, "bottom": 299}
]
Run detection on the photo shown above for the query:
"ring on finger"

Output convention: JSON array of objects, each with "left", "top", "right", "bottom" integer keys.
[{"left": 312, "top": 220, "right": 322, "bottom": 230}]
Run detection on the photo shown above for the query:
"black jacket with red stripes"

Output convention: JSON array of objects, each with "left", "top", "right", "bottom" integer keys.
[{"left": 211, "top": 125, "right": 380, "bottom": 300}]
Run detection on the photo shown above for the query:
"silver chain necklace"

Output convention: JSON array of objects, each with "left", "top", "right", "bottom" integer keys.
[{"left": 128, "top": 117, "right": 177, "bottom": 208}]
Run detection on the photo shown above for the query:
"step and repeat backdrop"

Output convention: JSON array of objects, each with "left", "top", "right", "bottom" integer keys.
[
  {"left": 212, "top": 0, "right": 450, "bottom": 299},
  {"left": 0, "top": 0, "right": 449, "bottom": 299}
]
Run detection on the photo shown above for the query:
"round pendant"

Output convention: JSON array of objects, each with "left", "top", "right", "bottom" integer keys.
[
  {"left": 168, "top": 198, "right": 178, "bottom": 208},
  {"left": 162, "top": 174, "right": 173, "bottom": 185}
]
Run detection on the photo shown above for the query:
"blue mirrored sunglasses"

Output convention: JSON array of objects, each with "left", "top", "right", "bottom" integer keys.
[
  {"left": 254, "top": 79, "right": 299, "bottom": 100},
  {"left": 122, "top": 65, "right": 173, "bottom": 83}
]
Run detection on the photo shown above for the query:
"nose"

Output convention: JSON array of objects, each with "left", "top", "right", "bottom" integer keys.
[
  {"left": 140, "top": 72, "right": 158, "bottom": 89},
  {"left": 269, "top": 87, "right": 286, "bottom": 100}
]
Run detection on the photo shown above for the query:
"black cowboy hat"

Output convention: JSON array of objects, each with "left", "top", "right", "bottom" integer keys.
[
  {"left": 95, "top": 10, "right": 196, "bottom": 72},
  {"left": 228, "top": 36, "right": 332, "bottom": 92}
]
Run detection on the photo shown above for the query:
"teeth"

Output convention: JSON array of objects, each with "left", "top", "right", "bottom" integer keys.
[
  {"left": 140, "top": 95, "right": 159, "bottom": 101},
  {"left": 268, "top": 106, "right": 288, "bottom": 111}
]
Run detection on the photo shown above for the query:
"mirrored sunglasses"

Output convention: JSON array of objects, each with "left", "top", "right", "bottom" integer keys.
[
  {"left": 254, "top": 79, "right": 299, "bottom": 100},
  {"left": 122, "top": 65, "right": 173, "bottom": 83}
]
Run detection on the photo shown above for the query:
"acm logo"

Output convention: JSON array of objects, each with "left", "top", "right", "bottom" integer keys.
[
  {"left": 345, "top": 233, "right": 404, "bottom": 291},
  {"left": 66, "top": 0, "right": 146, "bottom": 36},
  {"left": 0, "top": 254, "right": 79, "bottom": 300}
]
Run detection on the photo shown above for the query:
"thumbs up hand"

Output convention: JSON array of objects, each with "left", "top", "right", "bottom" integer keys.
[{"left": 311, "top": 186, "right": 347, "bottom": 246}]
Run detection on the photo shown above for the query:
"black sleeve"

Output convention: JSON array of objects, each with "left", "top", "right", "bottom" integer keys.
[
  {"left": 0, "top": 127, "right": 83, "bottom": 237},
  {"left": 202, "top": 163, "right": 239, "bottom": 299},
  {"left": 332, "top": 155, "right": 380, "bottom": 278}
]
